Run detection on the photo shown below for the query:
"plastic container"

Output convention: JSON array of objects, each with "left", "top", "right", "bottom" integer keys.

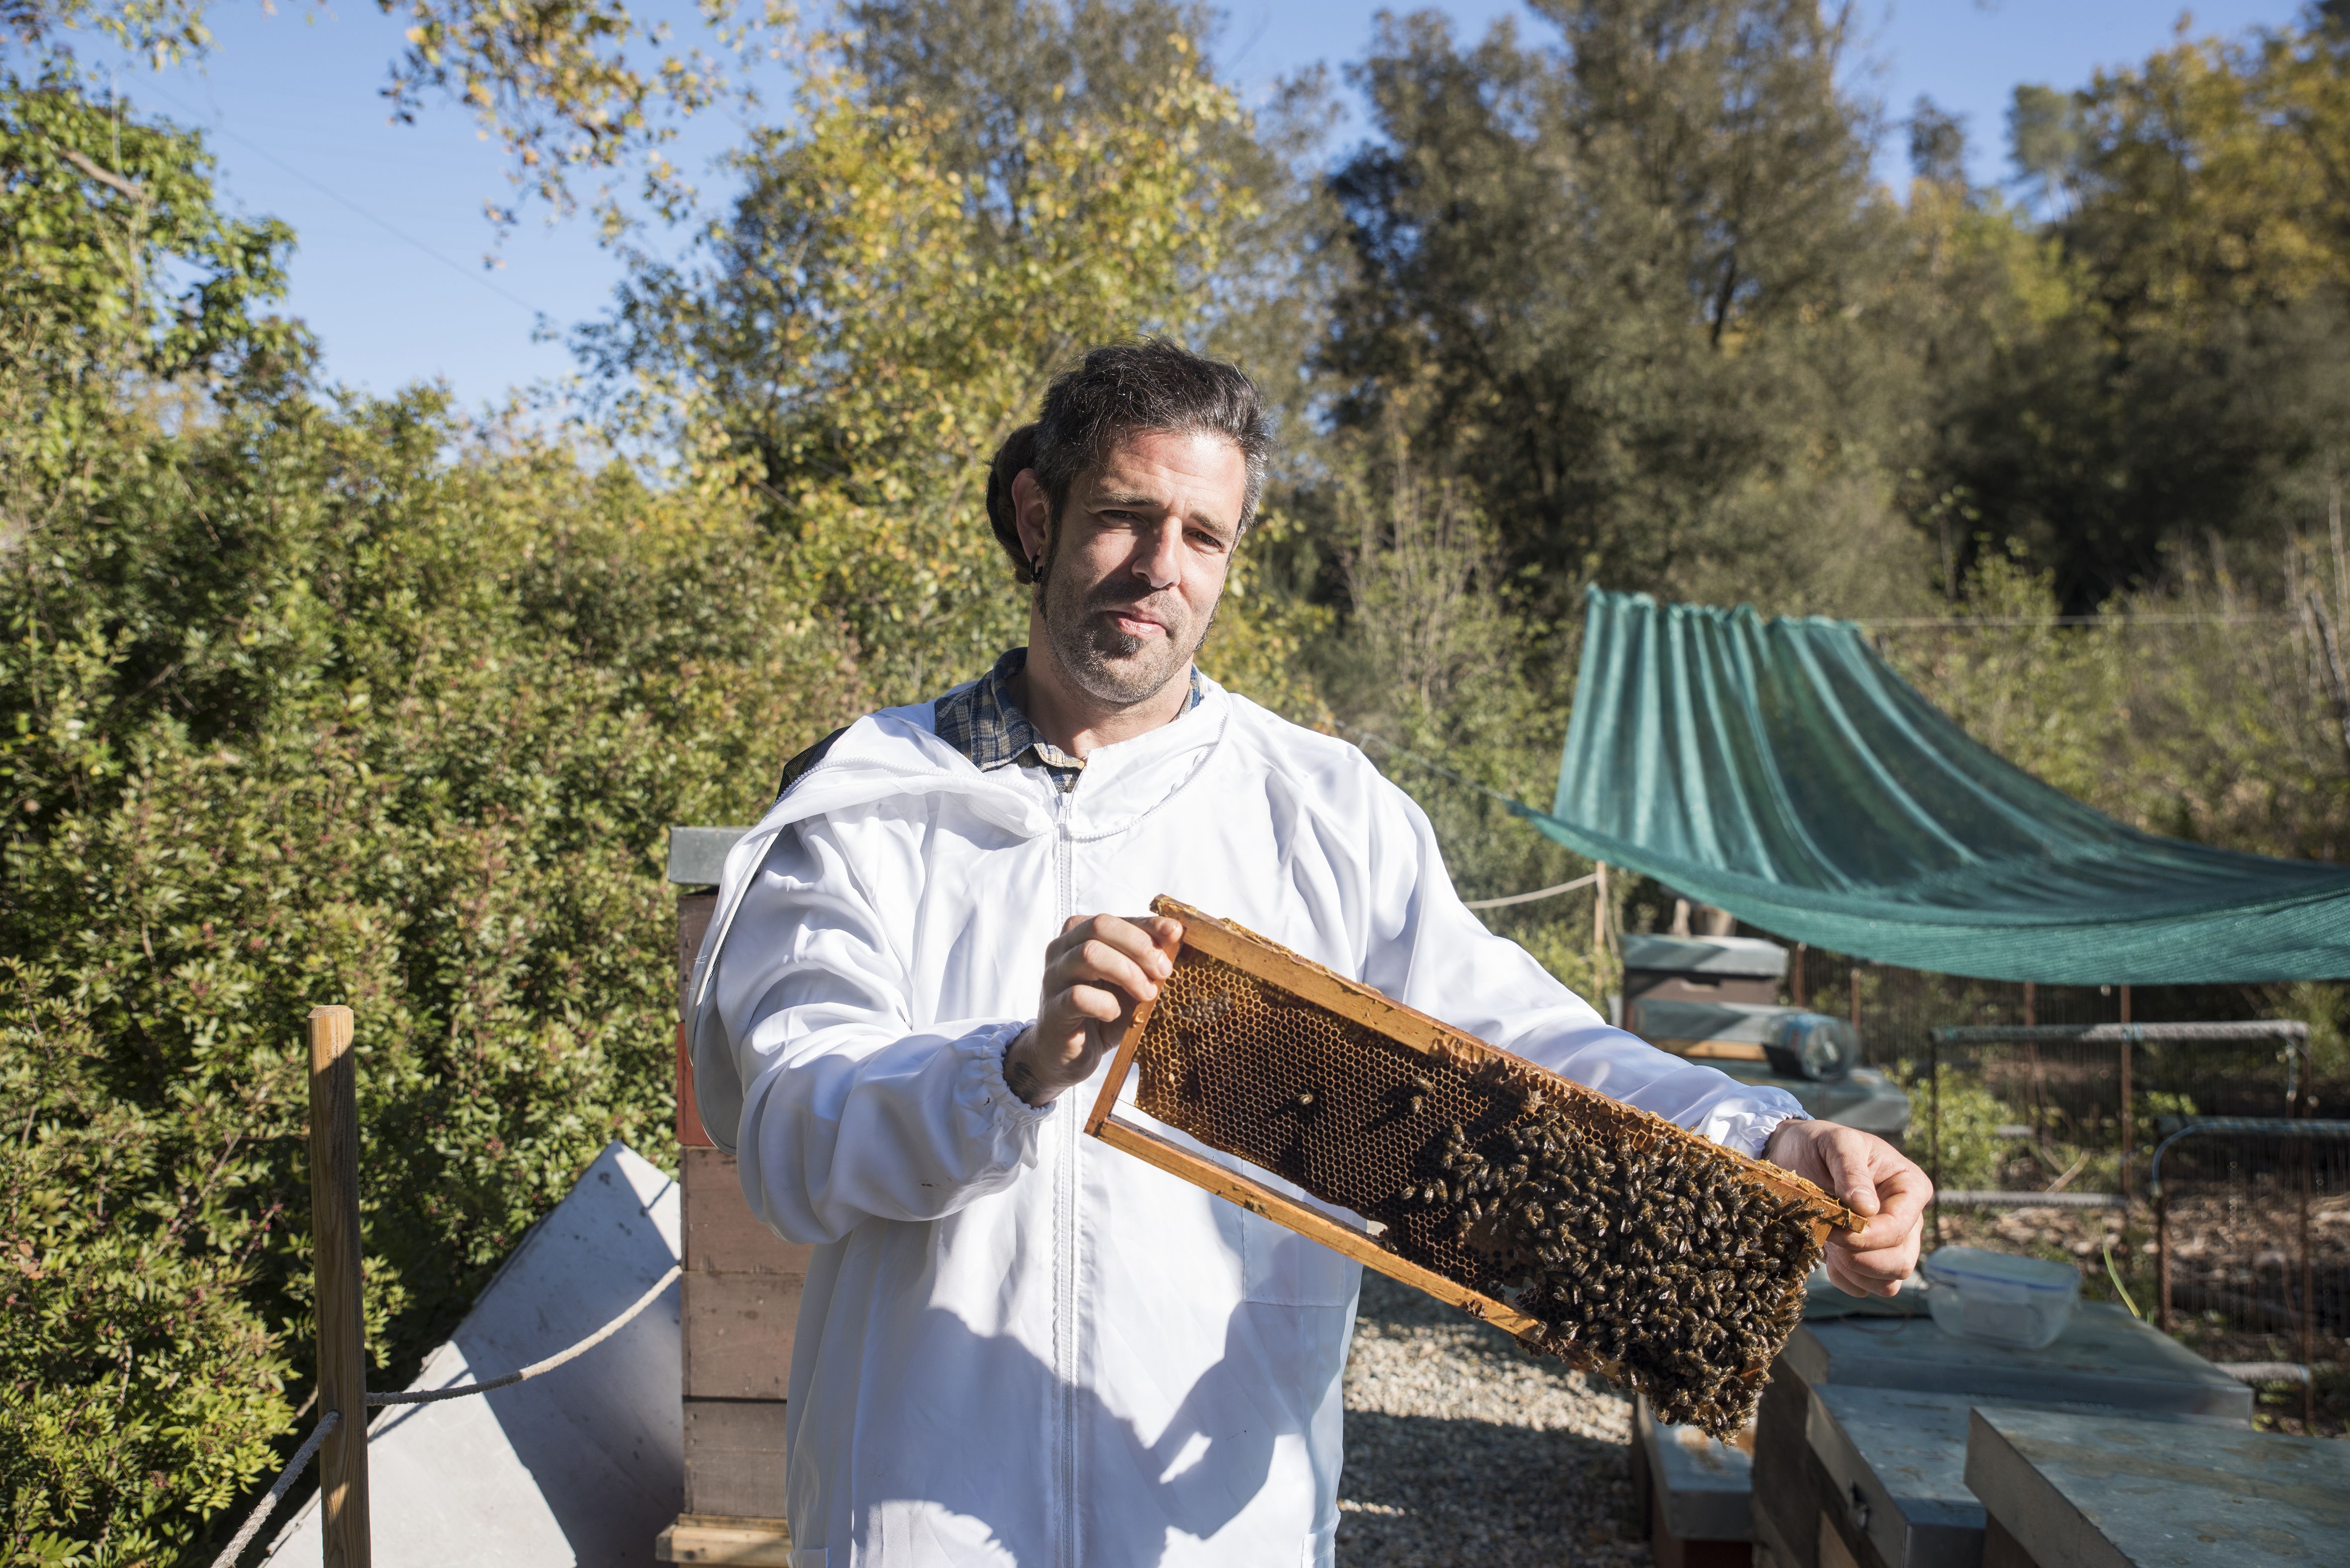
[{"left": 1921, "top": 1246, "right": 2079, "bottom": 1349}]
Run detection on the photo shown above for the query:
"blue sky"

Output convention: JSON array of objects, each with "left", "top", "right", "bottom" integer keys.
[{"left": 60, "top": 1, "right": 2308, "bottom": 410}]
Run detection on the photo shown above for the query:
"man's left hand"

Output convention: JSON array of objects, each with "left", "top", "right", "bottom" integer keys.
[{"left": 1762, "top": 1120, "right": 1932, "bottom": 1297}]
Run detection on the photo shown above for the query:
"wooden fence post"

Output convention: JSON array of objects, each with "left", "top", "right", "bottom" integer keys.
[
  {"left": 1928, "top": 1032, "right": 1943, "bottom": 1248},
  {"left": 2119, "top": 986, "right": 2134, "bottom": 1204},
  {"left": 2156, "top": 1180, "right": 2172, "bottom": 1334},
  {"left": 2300, "top": 1141, "right": 2317, "bottom": 1429},
  {"left": 308, "top": 1005, "right": 371, "bottom": 1568}
]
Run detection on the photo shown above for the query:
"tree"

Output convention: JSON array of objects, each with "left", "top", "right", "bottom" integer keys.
[
  {"left": 2006, "top": 83, "right": 2083, "bottom": 219},
  {"left": 1919, "top": 7, "right": 2350, "bottom": 609},
  {"left": 1907, "top": 94, "right": 1966, "bottom": 188},
  {"left": 0, "top": 70, "right": 855, "bottom": 1566},
  {"left": 1317, "top": 0, "right": 1929, "bottom": 624},
  {"left": 835, "top": 0, "right": 1339, "bottom": 432},
  {"left": 1, "top": 0, "right": 786, "bottom": 231},
  {"left": 0, "top": 66, "right": 302, "bottom": 523},
  {"left": 576, "top": 17, "right": 1277, "bottom": 703}
]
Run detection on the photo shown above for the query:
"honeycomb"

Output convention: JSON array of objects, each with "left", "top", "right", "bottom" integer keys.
[{"left": 1113, "top": 899, "right": 1847, "bottom": 1435}]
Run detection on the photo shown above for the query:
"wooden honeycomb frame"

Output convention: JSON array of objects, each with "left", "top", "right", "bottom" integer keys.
[{"left": 1084, "top": 896, "right": 1863, "bottom": 1349}]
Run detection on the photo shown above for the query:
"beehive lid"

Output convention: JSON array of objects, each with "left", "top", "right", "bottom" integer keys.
[
  {"left": 1637, "top": 1398, "right": 1752, "bottom": 1543},
  {"left": 1964, "top": 1405, "right": 2350, "bottom": 1566},
  {"left": 1630, "top": 999, "right": 1788, "bottom": 1046},
  {"left": 1804, "top": 1387, "right": 1990, "bottom": 1568},
  {"left": 666, "top": 826, "right": 751, "bottom": 887},
  {"left": 1778, "top": 1304, "right": 2252, "bottom": 1421},
  {"left": 1620, "top": 934, "right": 1789, "bottom": 979}
]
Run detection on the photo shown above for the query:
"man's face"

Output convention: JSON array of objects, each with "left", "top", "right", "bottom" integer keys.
[{"left": 1026, "top": 428, "right": 1247, "bottom": 708}]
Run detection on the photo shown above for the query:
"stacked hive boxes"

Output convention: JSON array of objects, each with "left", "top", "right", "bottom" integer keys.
[
  {"left": 1750, "top": 1301, "right": 2252, "bottom": 1568},
  {"left": 657, "top": 829, "right": 802, "bottom": 1566}
]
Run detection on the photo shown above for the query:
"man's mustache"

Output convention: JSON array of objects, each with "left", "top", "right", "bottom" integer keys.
[{"left": 1079, "top": 584, "right": 1183, "bottom": 622}]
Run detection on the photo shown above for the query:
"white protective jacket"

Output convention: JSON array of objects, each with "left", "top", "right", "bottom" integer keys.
[{"left": 689, "top": 673, "right": 1805, "bottom": 1568}]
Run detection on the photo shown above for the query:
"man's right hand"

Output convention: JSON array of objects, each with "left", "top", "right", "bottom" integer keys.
[{"left": 1003, "top": 913, "right": 1184, "bottom": 1107}]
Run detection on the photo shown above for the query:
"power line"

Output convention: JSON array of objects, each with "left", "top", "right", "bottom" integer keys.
[{"left": 135, "top": 82, "right": 550, "bottom": 321}]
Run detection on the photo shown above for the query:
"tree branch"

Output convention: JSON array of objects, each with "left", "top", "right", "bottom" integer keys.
[{"left": 55, "top": 144, "right": 152, "bottom": 207}]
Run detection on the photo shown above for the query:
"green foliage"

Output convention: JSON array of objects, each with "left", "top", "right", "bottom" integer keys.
[
  {"left": 1896, "top": 1065, "right": 2025, "bottom": 1193},
  {"left": 0, "top": 68, "right": 304, "bottom": 514},
  {"left": 1888, "top": 548, "right": 2350, "bottom": 863},
  {"left": 1318, "top": 0, "right": 1932, "bottom": 623},
  {"left": 1299, "top": 406, "right": 1606, "bottom": 997},
  {"left": 1, "top": 963, "right": 294, "bottom": 1567},
  {"left": 578, "top": 20, "right": 1265, "bottom": 705},
  {"left": 4, "top": 0, "right": 787, "bottom": 234},
  {"left": 1, "top": 29, "right": 1277, "bottom": 1554},
  {"left": 1921, "top": 11, "right": 2350, "bottom": 607},
  {"left": 21, "top": 0, "right": 2350, "bottom": 1554},
  {"left": 0, "top": 379, "right": 859, "bottom": 1559}
]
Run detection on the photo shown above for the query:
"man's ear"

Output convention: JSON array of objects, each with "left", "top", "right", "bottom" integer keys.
[{"left": 1009, "top": 469, "right": 1052, "bottom": 573}]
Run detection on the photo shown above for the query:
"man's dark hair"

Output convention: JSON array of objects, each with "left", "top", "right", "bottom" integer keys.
[{"left": 985, "top": 339, "right": 1272, "bottom": 585}]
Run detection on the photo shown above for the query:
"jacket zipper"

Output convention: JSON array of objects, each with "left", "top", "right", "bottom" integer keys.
[{"left": 1053, "top": 784, "right": 1080, "bottom": 1568}]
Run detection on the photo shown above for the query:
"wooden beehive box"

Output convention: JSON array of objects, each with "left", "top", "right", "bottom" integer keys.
[
  {"left": 658, "top": 831, "right": 805, "bottom": 1566},
  {"left": 1085, "top": 897, "right": 1863, "bottom": 1432}
]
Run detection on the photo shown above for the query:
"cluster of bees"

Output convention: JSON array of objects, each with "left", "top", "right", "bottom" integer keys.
[
  {"left": 1133, "top": 952, "right": 1827, "bottom": 1437},
  {"left": 1404, "top": 1102, "right": 1820, "bottom": 1433}
]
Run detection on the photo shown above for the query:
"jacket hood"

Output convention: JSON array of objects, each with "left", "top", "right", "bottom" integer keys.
[{"left": 685, "top": 672, "right": 1236, "bottom": 1148}]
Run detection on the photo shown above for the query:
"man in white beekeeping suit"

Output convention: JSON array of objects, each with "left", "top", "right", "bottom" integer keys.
[{"left": 688, "top": 340, "right": 1930, "bottom": 1568}]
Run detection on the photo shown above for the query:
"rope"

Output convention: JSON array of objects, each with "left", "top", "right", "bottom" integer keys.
[
  {"left": 1863, "top": 611, "right": 2296, "bottom": 630},
  {"left": 209, "top": 1410, "right": 339, "bottom": 1568},
  {"left": 1934, "top": 1189, "right": 2128, "bottom": 1210},
  {"left": 366, "top": 1263, "right": 681, "bottom": 1405},
  {"left": 1464, "top": 872, "right": 1600, "bottom": 910}
]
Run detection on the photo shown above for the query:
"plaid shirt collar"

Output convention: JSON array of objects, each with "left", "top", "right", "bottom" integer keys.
[{"left": 934, "top": 647, "right": 1201, "bottom": 789}]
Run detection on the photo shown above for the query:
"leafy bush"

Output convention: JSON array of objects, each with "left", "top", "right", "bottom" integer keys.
[
  {"left": 1890, "top": 1065, "right": 2027, "bottom": 1193},
  {"left": 0, "top": 383, "right": 865, "bottom": 1559},
  {"left": 1, "top": 38, "right": 1270, "bottom": 1558}
]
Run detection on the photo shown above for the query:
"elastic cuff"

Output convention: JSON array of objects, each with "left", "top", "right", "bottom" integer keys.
[
  {"left": 1736, "top": 1106, "right": 1809, "bottom": 1162},
  {"left": 971, "top": 1020, "right": 1055, "bottom": 1128}
]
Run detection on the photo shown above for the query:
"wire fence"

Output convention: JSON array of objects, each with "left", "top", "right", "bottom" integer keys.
[
  {"left": 2153, "top": 1120, "right": 2350, "bottom": 1430},
  {"left": 1784, "top": 950, "right": 2317, "bottom": 1196},
  {"left": 1781, "top": 947, "right": 2344, "bottom": 1432}
]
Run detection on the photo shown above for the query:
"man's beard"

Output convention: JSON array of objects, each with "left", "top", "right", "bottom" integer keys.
[{"left": 1037, "top": 551, "right": 1211, "bottom": 710}]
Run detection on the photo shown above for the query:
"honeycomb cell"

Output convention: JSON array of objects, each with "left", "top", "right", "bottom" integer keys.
[{"left": 1124, "top": 939, "right": 1829, "bottom": 1436}]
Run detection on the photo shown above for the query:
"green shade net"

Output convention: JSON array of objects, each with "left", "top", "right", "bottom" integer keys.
[{"left": 1514, "top": 588, "right": 2350, "bottom": 984}]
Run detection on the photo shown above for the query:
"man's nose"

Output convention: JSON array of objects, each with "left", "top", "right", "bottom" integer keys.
[{"left": 1135, "top": 518, "right": 1184, "bottom": 589}]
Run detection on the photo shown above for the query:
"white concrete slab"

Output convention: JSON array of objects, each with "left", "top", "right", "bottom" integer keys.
[{"left": 265, "top": 1141, "right": 683, "bottom": 1567}]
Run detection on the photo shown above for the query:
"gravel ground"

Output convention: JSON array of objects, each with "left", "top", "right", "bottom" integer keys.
[{"left": 1337, "top": 1272, "right": 1652, "bottom": 1566}]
